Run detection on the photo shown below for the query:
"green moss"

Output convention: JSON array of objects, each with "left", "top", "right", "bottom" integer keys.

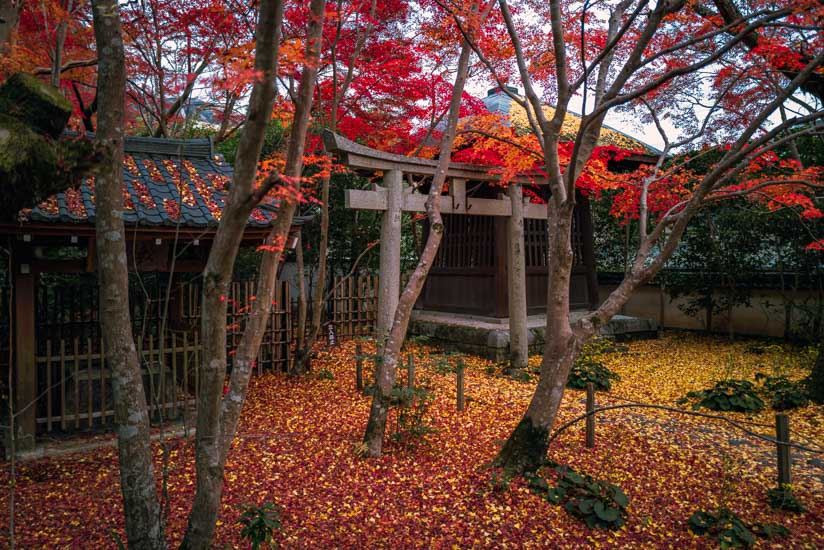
[
  {"left": 0, "top": 73, "right": 72, "bottom": 137},
  {"left": 494, "top": 417, "right": 550, "bottom": 475}
]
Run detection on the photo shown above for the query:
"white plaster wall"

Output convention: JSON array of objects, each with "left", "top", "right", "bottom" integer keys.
[{"left": 598, "top": 284, "right": 821, "bottom": 338}]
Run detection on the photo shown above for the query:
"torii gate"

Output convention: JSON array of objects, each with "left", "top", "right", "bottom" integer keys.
[{"left": 323, "top": 130, "right": 550, "bottom": 366}]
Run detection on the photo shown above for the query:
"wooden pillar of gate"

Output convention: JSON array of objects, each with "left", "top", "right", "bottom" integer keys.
[
  {"left": 507, "top": 183, "right": 529, "bottom": 368},
  {"left": 13, "top": 242, "right": 37, "bottom": 450},
  {"left": 376, "top": 169, "right": 403, "bottom": 346}
]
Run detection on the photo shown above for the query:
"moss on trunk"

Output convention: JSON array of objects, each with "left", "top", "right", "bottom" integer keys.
[
  {"left": 0, "top": 74, "right": 98, "bottom": 221},
  {"left": 493, "top": 416, "right": 550, "bottom": 475},
  {"left": 0, "top": 73, "right": 72, "bottom": 137},
  {"left": 0, "top": 114, "right": 97, "bottom": 220}
]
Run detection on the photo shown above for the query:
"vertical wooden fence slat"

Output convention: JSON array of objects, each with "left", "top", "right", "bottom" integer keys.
[
  {"left": 60, "top": 339, "right": 66, "bottom": 431},
  {"left": 73, "top": 337, "right": 80, "bottom": 429},
  {"left": 150, "top": 333, "right": 157, "bottom": 419},
  {"left": 171, "top": 333, "right": 178, "bottom": 418},
  {"left": 99, "top": 335, "right": 106, "bottom": 426},
  {"left": 86, "top": 336, "right": 93, "bottom": 428},
  {"left": 46, "top": 340, "right": 52, "bottom": 432}
]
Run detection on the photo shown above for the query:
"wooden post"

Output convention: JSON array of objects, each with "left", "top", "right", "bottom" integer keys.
[
  {"left": 775, "top": 413, "right": 791, "bottom": 486},
  {"left": 586, "top": 382, "right": 596, "bottom": 449},
  {"left": 13, "top": 248, "right": 37, "bottom": 451},
  {"left": 456, "top": 359, "right": 465, "bottom": 411},
  {"left": 355, "top": 343, "right": 363, "bottom": 392},
  {"left": 376, "top": 169, "right": 403, "bottom": 344},
  {"left": 493, "top": 215, "right": 508, "bottom": 318},
  {"left": 407, "top": 354, "right": 415, "bottom": 389},
  {"left": 577, "top": 193, "right": 600, "bottom": 310},
  {"left": 507, "top": 183, "right": 529, "bottom": 370}
]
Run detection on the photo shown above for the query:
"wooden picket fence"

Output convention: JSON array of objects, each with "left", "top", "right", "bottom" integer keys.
[
  {"left": 34, "top": 332, "right": 201, "bottom": 432},
  {"left": 30, "top": 274, "right": 376, "bottom": 434},
  {"left": 328, "top": 274, "right": 378, "bottom": 339}
]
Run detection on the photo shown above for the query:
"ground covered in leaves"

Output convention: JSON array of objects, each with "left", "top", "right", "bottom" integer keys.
[{"left": 2, "top": 332, "right": 822, "bottom": 548}]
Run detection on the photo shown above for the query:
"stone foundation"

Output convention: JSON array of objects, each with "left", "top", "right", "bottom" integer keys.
[{"left": 409, "top": 310, "right": 659, "bottom": 362}]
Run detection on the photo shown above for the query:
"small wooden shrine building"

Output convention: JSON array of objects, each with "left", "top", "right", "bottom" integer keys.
[
  {"left": 1, "top": 136, "right": 308, "bottom": 449},
  {"left": 328, "top": 86, "right": 660, "bottom": 359}
]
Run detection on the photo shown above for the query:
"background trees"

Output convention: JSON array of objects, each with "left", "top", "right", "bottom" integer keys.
[{"left": 426, "top": 0, "right": 824, "bottom": 473}]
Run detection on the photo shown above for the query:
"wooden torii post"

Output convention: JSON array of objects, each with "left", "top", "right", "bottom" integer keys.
[{"left": 323, "top": 130, "right": 548, "bottom": 367}]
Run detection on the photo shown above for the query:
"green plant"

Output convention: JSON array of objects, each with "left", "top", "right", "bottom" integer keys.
[
  {"left": 688, "top": 508, "right": 788, "bottom": 548},
  {"left": 529, "top": 463, "right": 629, "bottom": 530},
  {"left": 389, "top": 380, "right": 437, "bottom": 448},
  {"left": 767, "top": 486, "right": 806, "bottom": 513},
  {"left": 317, "top": 369, "right": 335, "bottom": 381},
  {"left": 428, "top": 354, "right": 460, "bottom": 375},
  {"left": 567, "top": 340, "right": 621, "bottom": 391},
  {"left": 756, "top": 373, "right": 809, "bottom": 410},
  {"left": 509, "top": 368, "right": 532, "bottom": 383},
  {"left": 237, "top": 502, "right": 283, "bottom": 550},
  {"left": 679, "top": 380, "right": 765, "bottom": 412}
]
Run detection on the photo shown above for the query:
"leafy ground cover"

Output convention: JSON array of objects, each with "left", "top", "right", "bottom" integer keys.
[{"left": 1, "top": 332, "right": 822, "bottom": 548}]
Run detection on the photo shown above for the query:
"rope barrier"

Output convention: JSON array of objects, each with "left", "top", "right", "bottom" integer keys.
[{"left": 550, "top": 401, "right": 824, "bottom": 454}]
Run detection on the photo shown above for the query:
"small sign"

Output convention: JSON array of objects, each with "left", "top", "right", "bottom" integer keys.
[{"left": 327, "top": 323, "right": 337, "bottom": 347}]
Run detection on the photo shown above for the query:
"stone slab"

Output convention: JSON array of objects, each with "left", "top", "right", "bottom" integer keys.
[{"left": 409, "top": 309, "right": 659, "bottom": 361}]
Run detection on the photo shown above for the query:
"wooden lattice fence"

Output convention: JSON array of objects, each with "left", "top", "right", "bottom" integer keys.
[{"left": 26, "top": 273, "right": 374, "bottom": 434}]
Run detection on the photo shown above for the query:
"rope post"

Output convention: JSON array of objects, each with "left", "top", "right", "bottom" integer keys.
[
  {"left": 457, "top": 359, "right": 465, "bottom": 411},
  {"left": 585, "top": 382, "right": 596, "bottom": 449},
  {"left": 407, "top": 354, "right": 415, "bottom": 389},
  {"left": 355, "top": 343, "right": 363, "bottom": 392},
  {"left": 775, "top": 413, "right": 791, "bottom": 487}
]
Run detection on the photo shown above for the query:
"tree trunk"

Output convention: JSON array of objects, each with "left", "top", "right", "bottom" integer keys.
[
  {"left": 495, "top": 204, "right": 582, "bottom": 474},
  {"left": 362, "top": 38, "right": 474, "bottom": 457},
  {"left": 291, "top": 232, "right": 309, "bottom": 374},
  {"left": 182, "top": 0, "right": 324, "bottom": 546},
  {"left": 91, "top": 0, "right": 165, "bottom": 547},
  {"left": 507, "top": 183, "right": 529, "bottom": 371}
]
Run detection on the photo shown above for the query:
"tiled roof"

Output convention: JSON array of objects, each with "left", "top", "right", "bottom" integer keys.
[
  {"left": 22, "top": 136, "right": 283, "bottom": 229},
  {"left": 483, "top": 88, "right": 660, "bottom": 154}
]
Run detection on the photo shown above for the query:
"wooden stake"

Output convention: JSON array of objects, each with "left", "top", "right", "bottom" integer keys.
[
  {"left": 355, "top": 344, "right": 363, "bottom": 392},
  {"left": 775, "top": 413, "right": 791, "bottom": 486},
  {"left": 585, "top": 382, "right": 595, "bottom": 449},
  {"left": 457, "top": 359, "right": 465, "bottom": 411},
  {"left": 408, "top": 354, "right": 415, "bottom": 389}
]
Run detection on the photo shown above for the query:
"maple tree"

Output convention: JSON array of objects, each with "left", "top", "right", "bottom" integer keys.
[
  {"left": 360, "top": 0, "right": 496, "bottom": 457},
  {"left": 120, "top": 0, "right": 253, "bottom": 138},
  {"left": 294, "top": 0, "right": 472, "bottom": 373},
  {"left": 83, "top": 0, "right": 327, "bottom": 546},
  {"left": 430, "top": 0, "right": 824, "bottom": 474}
]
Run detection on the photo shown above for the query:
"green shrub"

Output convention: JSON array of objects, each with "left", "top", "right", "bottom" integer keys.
[
  {"left": 756, "top": 374, "right": 809, "bottom": 410},
  {"left": 388, "top": 381, "right": 437, "bottom": 448},
  {"left": 767, "top": 487, "right": 806, "bottom": 513},
  {"left": 567, "top": 340, "right": 621, "bottom": 391},
  {"left": 317, "top": 369, "right": 335, "bottom": 381},
  {"left": 688, "top": 508, "right": 787, "bottom": 548},
  {"left": 527, "top": 464, "right": 629, "bottom": 530},
  {"left": 679, "top": 380, "right": 765, "bottom": 413},
  {"left": 567, "top": 358, "right": 619, "bottom": 391},
  {"left": 237, "top": 502, "right": 283, "bottom": 549}
]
